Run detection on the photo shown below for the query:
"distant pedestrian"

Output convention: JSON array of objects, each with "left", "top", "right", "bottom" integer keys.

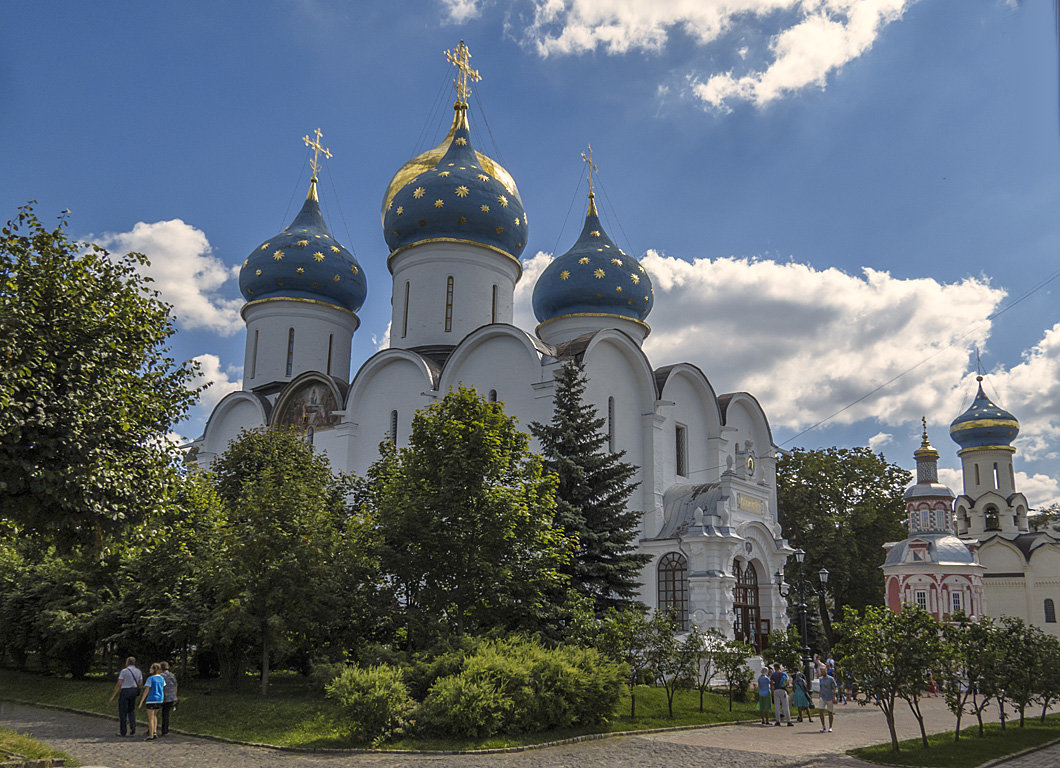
[
  {"left": 792, "top": 669, "right": 813, "bottom": 722},
  {"left": 160, "top": 661, "right": 178, "bottom": 736},
  {"left": 770, "top": 663, "right": 793, "bottom": 726},
  {"left": 756, "top": 668, "right": 773, "bottom": 725},
  {"left": 818, "top": 668, "right": 838, "bottom": 732},
  {"left": 138, "top": 663, "right": 165, "bottom": 740},
  {"left": 108, "top": 656, "right": 142, "bottom": 737}
]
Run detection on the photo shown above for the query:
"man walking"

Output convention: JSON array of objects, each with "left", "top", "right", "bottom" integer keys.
[
  {"left": 770, "top": 663, "right": 793, "bottom": 726},
  {"left": 818, "top": 667, "right": 838, "bottom": 732},
  {"left": 108, "top": 656, "right": 143, "bottom": 737}
]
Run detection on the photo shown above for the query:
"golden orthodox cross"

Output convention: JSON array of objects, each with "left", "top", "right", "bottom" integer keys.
[
  {"left": 445, "top": 40, "right": 481, "bottom": 104},
  {"left": 581, "top": 144, "right": 598, "bottom": 195},
  {"left": 302, "top": 128, "right": 332, "bottom": 180}
]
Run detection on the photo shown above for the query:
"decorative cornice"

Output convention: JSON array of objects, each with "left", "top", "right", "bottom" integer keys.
[
  {"left": 241, "top": 296, "right": 359, "bottom": 320},
  {"left": 386, "top": 237, "right": 522, "bottom": 275},
  {"left": 535, "top": 312, "right": 651, "bottom": 336},
  {"left": 951, "top": 418, "right": 1020, "bottom": 432},
  {"left": 957, "top": 445, "right": 1017, "bottom": 456}
]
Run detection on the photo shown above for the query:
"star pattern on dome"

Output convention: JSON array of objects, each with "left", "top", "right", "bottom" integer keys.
[
  {"left": 594, "top": 268, "right": 605, "bottom": 278},
  {"left": 255, "top": 269, "right": 262, "bottom": 276},
  {"left": 630, "top": 273, "right": 640, "bottom": 284},
  {"left": 477, "top": 173, "right": 489, "bottom": 182},
  {"left": 314, "top": 251, "right": 325, "bottom": 261},
  {"left": 615, "top": 286, "right": 622, "bottom": 292},
  {"left": 386, "top": 200, "right": 392, "bottom": 211},
  {"left": 579, "top": 257, "right": 589, "bottom": 264},
  {"left": 351, "top": 265, "right": 359, "bottom": 274},
  {"left": 455, "top": 137, "right": 467, "bottom": 146},
  {"left": 296, "top": 239, "right": 309, "bottom": 247},
  {"left": 438, "top": 171, "right": 450, "bottom": 177},
  {"left": 560, "top": 270, "right": 570, "bottom": 280},
  {"left": 333, "top": 274, "right": 341, "bottom": 282},
  {"left": 480, "top": 204, "right": 490, "bottom": 213},
  {"left": 260, "top": 242, "right": 269, "bottom": 250},
  {"left": 495, "top": 226, "right": 504, "bottom": 234},
  {"left": 610, "top": 258, "right": 621, "bottom": 265},
  {"left": 514, "top": 217, "right": 520, "bottom": 226},
  {"left": 273, "top": 250, "right": 284, "bottom": 261},
  {"left": 497, "top": 195, "right": 508, "bottom": 207},
  {"left": 434, "top": 199, "right": 444, "bottom": 208},
  {"left": 413, "top": 187, "right": 426, "bottom": 198},
  {"left": 590, "top": 230, "right": 600, "bottom": 237},
  {"left": 296, "top": 267, "right": 305, "bottom": 274},
  {"left": 396, "top": 206, "right": 403, "bottom": 215},
  {"left": 455, "top": 185, "right": 469, "bottom": 197},
  {"left": 330, "top": 246, "right": 341, "bottom": 253},
  {"left": 458, "top": 216, "right": 467, "bottom": 224}
]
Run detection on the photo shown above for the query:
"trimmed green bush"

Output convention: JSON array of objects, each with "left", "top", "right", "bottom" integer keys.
[
  {"left": 421, "top": 637, "right": 623, "bottom": 738},
  {"left": 325, "top": 663, "right": 414, "bottom": 745}
]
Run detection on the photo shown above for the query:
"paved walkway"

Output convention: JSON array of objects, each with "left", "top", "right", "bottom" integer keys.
[{"left": 0, "top": 697, "right": 1056, "bottom": 768}]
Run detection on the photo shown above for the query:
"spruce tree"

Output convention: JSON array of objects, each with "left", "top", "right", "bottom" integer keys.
[{"left": 531, "top": 361, "right": 649, "bottom": 614}]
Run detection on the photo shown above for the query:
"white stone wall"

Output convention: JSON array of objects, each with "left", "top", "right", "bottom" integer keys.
[{"left": 241, "top": 299, "right": 358, "bottom": 387}]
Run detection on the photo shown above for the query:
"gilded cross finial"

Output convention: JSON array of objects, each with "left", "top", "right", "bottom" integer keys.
[
  {"left": 581, "top": 144, "right": 598, "bottom": 197},
  {"left": 302, "top": 128, "right": 332, "bottom": 181},
  {"left": 445, "top": 40, "right": 481, "bottom": 106},
  {"left": 922, "top": 415, "right": 928, "bottom": 436}
]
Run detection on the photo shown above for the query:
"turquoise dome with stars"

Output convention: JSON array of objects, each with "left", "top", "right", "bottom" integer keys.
[
  {"left": 383, "top": 106, "right": 527, "bottom": 265},
  {"left": 949, "top": 376, "right": 1020, "bottom": 451},
  {"left": 239, "top": 180, "right": 367, "bottom": 313},
  {"left": 532, "top": 194, "right": 654, "bottom": 327}
]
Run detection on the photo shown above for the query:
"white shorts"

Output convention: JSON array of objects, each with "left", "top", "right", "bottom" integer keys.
[{"left": 820, "top": 700, "right": 835, "bottom": 712}]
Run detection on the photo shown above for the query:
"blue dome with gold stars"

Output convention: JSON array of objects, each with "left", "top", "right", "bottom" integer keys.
[
  {"left": 532, "top": 194, "right": 653, "bottom": 326},
  {"left": 950, "top": 376, "right": 1020, "bottom": 451},
  {"left": 383, "top": 106, "right": 527, "bottom": 264},
  {"left": 239, "top": 181, "right": 367, "bottom": 313}
]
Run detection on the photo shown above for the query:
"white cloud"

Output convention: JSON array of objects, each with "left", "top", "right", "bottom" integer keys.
[
  {"left": 372, "top": 320, "right": 392, "bottom": 351},
  {"left": 455, "top": 0, "right": 916, "bottom": 110},
  {"left": 868, "top": 432, "right": 893, "bottom": 451},
  {"left": 187, "top": 353, "right": 242, "bottom": 423},
  {"left": 515, "top": 250, "right": 554, "bottom": 331},
  {"left": 91, "top": 220, "right": 243, "bottom": 336},
  {"left": 640, "top": 250, "right": 1003, "bottom": 430}
]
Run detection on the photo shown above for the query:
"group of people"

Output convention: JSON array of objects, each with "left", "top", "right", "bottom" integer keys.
[
  {"left": 756, "top": 660, "right": 838, "bottom": 732},
  {"left": 107, "top": 656, "right": 178, "bottom": 740}
]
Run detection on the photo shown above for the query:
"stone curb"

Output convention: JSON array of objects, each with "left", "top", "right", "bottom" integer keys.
[
  {"left": 0, "top": 697, "right": 758, "bottom": 755},
  {"left": 976, "top": 735, "right": 1060, "bottom": 768}
]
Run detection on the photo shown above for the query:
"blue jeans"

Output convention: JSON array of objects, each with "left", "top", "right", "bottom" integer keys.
[{"left": 118, "top": 688, "right": 138, "bottom": 735}]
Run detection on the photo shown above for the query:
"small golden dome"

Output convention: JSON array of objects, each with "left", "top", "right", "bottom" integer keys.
[{"left": 380, "top": 104, "right": 521, "bottom": 223}]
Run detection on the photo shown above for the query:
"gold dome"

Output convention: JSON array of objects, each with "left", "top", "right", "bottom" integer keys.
[{"left": 380, "top": 103, "right": 521, "bottom": 224}]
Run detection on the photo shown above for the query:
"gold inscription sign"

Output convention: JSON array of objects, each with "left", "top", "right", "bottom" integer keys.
[{"left": 737, "top": 493, "right": 765, "bottom": 515}]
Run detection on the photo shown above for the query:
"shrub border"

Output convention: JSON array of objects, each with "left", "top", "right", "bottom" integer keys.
[{"left": 0, "top": 698, "right": 757, "bottom": 755}]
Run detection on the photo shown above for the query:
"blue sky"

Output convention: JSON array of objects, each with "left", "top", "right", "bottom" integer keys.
[{"left": 3, "top": 0, "right": 1059, "bottom": 504}]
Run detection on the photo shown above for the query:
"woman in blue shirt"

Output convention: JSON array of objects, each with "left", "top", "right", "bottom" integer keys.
[{"left": 137, "top": 663, "right": 165, "bottom": 740}]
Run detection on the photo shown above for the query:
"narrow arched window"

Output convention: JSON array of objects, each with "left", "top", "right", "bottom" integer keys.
[
  {"left": 1045, "top": 599, "right": 1056, "bottom": 623},
  {"left": 488, "top": 389, "right": 497, "bottom": 402},
  {"left": 985, "top": 506, "right": 1000, "bottom": 531},
  {"left": 402, "top": 281, "right": 410, "bottom": 338},
  {"left": 389, "top": 410, "right": 398, "bottom": 445},
  {"left": 326, "top": 333, "right": 333, "bottom": 376},
  {"left": 445, "top": 276, "right": 454, "bottom": 332},
  {"left": 975, "top": 464, "right": 981, "bottom": 485},
  {"left": 675, "top": 424, "right": 688, "bottom": 477},
  {"left": 491, "top": 284, "right": 498, "bottom": 324},
  {"left": 249, "top": 329, "right": 259, "bottom": 379},
  {"left": 993, "top": 463, "right": 1000, "bottom": 489},
  {"left": 608, "top": 396, "right": 616, "bottom": 453},
  {"left": 285, "top": 328, "right": 295, "bottom": 377},
  {"left": 1009, "top": 465, "right": 1015, "bottom": 487},
  {"left": 657, "top": 553, "right": 688, "bottom": 630}
]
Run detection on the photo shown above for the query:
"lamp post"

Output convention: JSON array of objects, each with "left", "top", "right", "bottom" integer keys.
[{"left": 775, "top": 549, "right": 829, "bottom": 688}]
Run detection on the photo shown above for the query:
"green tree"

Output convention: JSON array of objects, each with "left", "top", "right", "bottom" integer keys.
[
  {"left": 777, "top": 447, "right": 908, "bottom": 641},
  {"left": 645, "top": 608, "right": 695, "bottom": 718},
  {"left": 996, "top": 616, "right": 1047, "bottom": 728},
  {"left": 209, "top": 426, "right": 355, "bottom": 695},
  {"left": 1036, "top": 634, "right": 1060, "bottom": 722},
  {"left": 530, "top": 361, "right": 648, "bottom": 615},
  {"left": 835, "top": 605, "right": 941, "bottom": 752},
  {"left": 715, "top": 638, "right": 755, "bottom": 711},
  {"left": 686, "top": 626, "right": 724, "bottom": 712},
  {"left": 0, "top": 204, "right": 201, "bottom": 550},
  {"left": 764, "top": 626, "right": 802, "bottom": 674},
  {"left": 595, "top": 606, "right": 652, "bottom": 718},
  {"left": 372, "top": 387, "right": 571, "bottom": 646}
]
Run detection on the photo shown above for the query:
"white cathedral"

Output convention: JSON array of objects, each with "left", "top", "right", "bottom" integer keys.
[{"left": 189, "top": 45, "right": 793, "bottom": 648}]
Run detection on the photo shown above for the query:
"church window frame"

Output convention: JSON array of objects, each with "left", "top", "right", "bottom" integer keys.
[
  {"left": 445, "top": 276, "right": 454, "bottom": 332},
  {"left": 1045, "top": 599, "right": 1056, "bottom": 624},
  {"left": 675, "top": 423, "right": 688, "bottom": 477},
  {"left": 608, "top": 396, "right": 616, "bottom": 453},
  {"left": 915, "top": 590, "right": 928, "bottom": 610},
  {"left": 249, "top": 329, "right": 259, "bottom": 380},
  {"left": 975, "top": 464, "right": 981, "bottom": 486},
  {"left": 733, "top": 558, "right": 763, "bottom": 651},
  {"left": 951, "top": 591, "right": 963, "bottom": 614},
  {"left": 993, "top": 462, "right": 1000, "bottom": 490},
  {"left": 985, "top": 505, "right": 1000, "bottom": 531},
  {"left": 491, "top": 284, "right": 498, "bottom": 324},
  {"left": 285, "top": 328, "right": 295, "bottom": 377},
  {"left": 488, "top": 389, "right": 497, "bottom": 402},
  {"left": 402, "top": 281, "right": 410, "bottom": 338},
  {"left": 326, "top": 333, "right": 333, "bottom": 376},
  {"left": 657, "top": 552, "right": 689, "bottom": 630}
]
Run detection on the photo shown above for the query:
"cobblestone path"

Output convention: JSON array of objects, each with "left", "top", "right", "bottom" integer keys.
[{"left": 1, "top": 699, "right": 1055, "bottom": 768}]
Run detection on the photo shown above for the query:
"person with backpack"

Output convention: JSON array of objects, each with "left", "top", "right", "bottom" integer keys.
[
  {"left": 770, "top": 663, "right": 793, "bottom": 726},
  {"left": 792, "top": 668, "right": 814, "bottom": 722}
]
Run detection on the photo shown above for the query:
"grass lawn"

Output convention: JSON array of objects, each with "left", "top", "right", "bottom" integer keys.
[
  {"left": 0, "top": 668, "right": 756, "bottom": 750},
  {"left": 0, "top": 726, "right": 77, "bottom": 766},
  {"left": 850, "top": 713, "right": 1060, "bottom": 768}
]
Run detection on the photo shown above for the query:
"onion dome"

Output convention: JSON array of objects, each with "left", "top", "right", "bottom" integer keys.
[
  {"left": 950, "top": 376, "right": 1020, "bottom": 451},
  {"left": 382, "top": 104, "right": 527, "bottom": 265},
  {"left": 905, "top": 422, "right": 955, "bottom": 501},
  {"left": 239, "top": 179, "right": 367, "bottom": 313},
  {"left": 532, "top": 193, "right": 653, "bottom": 326}
]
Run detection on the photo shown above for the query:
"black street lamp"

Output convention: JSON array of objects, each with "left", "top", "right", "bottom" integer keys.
[{"left": 775, "top": 549, "right": 829, "bottom": 688}]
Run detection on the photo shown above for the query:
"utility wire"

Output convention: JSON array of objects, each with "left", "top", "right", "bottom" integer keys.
[{"left": 779, "top": 263, "right": 1060, "bottom": 446}]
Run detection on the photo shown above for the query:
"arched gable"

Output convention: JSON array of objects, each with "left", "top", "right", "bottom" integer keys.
[
  {"left": 436, "top": 323, "right": 547, "bottom": 398},
  {"left": 656, "top": 363, "right": 724, "bottom": 438},
  {"left": 201, "top": 390, "right": 271, "bottom": 457},
  {"left": 979, "top": 537, "right": 1028, "bottom": 572},
  {"left": 346, "top": 348, "right": 438, "bottom": 409},
  {"left": 718, "top": 392, "right": 775, "bottom": 452},
  {"left": 581, "top": 329, "right": 657, "bottom": 415},
  {"left": 272, "top": 372, "right": 347, "bottom": 431}
]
